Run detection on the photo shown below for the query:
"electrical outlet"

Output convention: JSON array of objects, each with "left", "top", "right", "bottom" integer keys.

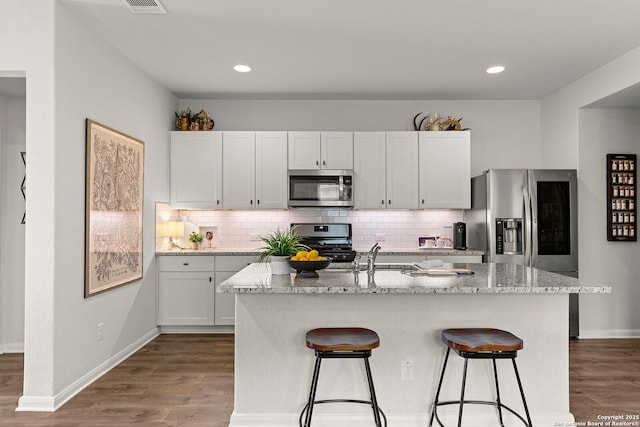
[
  {"left": 97, "top": 323, "right": 104, "bottom": 342},
  {"left": 401, "top": 360, "right": 414, "bottom": 380}
]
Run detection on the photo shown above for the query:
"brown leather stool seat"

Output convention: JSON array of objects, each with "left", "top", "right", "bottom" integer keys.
[
  {"left": 300, "top": 327, "right": 386, "bottom": 427},
  {"left": 429, "top": 328, "right": 533, "bottom": 427},
  {"left": 442, "top": 328, "right": 524, "bottom": 353}
]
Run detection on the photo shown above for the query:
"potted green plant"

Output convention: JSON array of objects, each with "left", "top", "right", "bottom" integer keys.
[
  {"left": 258, "top": 228, "right": 307, "bottom": 275},
  {"left": 188, "top": 232, "right": 204, "bottom": 250}
]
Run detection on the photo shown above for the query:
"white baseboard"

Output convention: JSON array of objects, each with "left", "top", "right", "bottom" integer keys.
[
  {"left": 16, "top": 327, "right": 160, "bottom": 412},
  {"left": 579, "top": 328, "right": 640, "bottom": 339},
  {"left": 229, "top": 411, "right": 574, "bottom": 427},
  {"left": 159, "top": 325, "right": 234, "bottom": 334},
  {"left": 0, "top": 341, "right": 25, "bottom": 354}
]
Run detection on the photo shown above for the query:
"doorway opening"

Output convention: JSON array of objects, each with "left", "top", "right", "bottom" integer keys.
[{"left": 0, "top": 76, "right": 27, "bottom": 360}]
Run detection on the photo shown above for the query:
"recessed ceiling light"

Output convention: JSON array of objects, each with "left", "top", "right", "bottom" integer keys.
[
  {"left": 234, "top": 65, "right": 252, "bottom": 73},
  {"left": 486, "top": 65, "right": 505, "bottom": 74}
]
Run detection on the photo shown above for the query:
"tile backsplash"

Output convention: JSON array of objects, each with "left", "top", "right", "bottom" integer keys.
[{"left": 156, "top": 203, "right": 463, "bottom": 251}]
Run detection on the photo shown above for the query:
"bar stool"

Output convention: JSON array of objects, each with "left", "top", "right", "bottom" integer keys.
[
  {"left": 429, "top": 328, "right": 533, "bottom": 427},
  {"left": 300, "top": 327, "right": 387, "bottom": 427}
]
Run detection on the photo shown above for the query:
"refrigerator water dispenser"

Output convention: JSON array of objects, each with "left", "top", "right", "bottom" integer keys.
[{"left": 496, "top": 218, "right": 523, "bottom": 255}]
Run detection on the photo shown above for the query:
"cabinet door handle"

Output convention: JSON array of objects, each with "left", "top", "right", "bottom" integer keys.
[
  {"left": 322, "top": 160, "right": 326, "bottom": 166},
  {"left": 250, "top": 200, "right": 253, "bottom": 205},
  {"left": 388, "top": 200, "right": 391, "bottom": 205},
  {"left": 216, "top": 200, "right": 220, "bottom": 205},
  {"left": 183, "top": 262, "right": 189, "bottom": 266},
  {"left": 209, "top": 276, "right": 212, "bottom": 282},
  {"left": 316, "top": 160, "right": 319, "bottom": 166},
  {"left": 422, "top": 199, "right": 425, "bottom": 204},
  {"left": 257, "top": 199, "right": 260, "bottom": 205}
]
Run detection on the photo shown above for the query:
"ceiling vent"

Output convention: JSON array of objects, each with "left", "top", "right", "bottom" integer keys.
[{"left": 123, "top": 0, "right": 167, "bottom": 14}]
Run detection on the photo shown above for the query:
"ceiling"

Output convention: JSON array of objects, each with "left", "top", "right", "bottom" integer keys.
[{"left": 23, "top": 1, "right": 640, "bottom": 102}]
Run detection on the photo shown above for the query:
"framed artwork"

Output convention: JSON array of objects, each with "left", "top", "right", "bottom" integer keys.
[{"left": 85, "top": 119, "right": 144, "bottom": 297}]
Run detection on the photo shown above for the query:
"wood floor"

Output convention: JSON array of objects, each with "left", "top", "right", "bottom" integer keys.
[{"left": 1, "top": 335, "right": 639, "bottom": 425}]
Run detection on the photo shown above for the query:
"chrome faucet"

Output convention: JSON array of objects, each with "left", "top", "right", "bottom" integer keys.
[
  {"left": 367, "top": 242, "right": 381, "bottom": 275},
  {"left": 352, "top": 253, "right": 362, "bottom": 273}
]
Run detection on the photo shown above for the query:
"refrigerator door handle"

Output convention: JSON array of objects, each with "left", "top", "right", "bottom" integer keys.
[
  {"left": 529, "top": 178, "right": 538, "bottom": 268},
  {"left": 523, "top": 185, "right": 532, "bottom": 268}
]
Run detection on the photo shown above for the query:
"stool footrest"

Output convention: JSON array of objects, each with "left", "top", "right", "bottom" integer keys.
[
  {"left": 432, "top": 400, "right": 531, "bottom": 426},
  {"left": 299, "top": 400, "right": 387, "bottom": 427},
  {"left": 316, "top": 350, "right": 372, "bottom": 359},
  {"left": 456, "top": 350, "right": 518, "bottom": 359}
]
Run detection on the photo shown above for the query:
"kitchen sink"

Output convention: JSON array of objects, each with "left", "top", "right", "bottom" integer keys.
[{"left": 325, "top": 263, "right": 420, "bottom": 272}]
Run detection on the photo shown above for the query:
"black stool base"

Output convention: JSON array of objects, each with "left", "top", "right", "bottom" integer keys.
[
  {"left": 300, "top": 350, "right": 387, "bottom": 427},
  {"left": 432, "top": 400, "right": 531, "bottom": 427},
  {"left": 299, "top": 399, "right": 387, "bottom": 427},
  {"left": 429, "top": 348, "right": 533, "bottom": 427}
]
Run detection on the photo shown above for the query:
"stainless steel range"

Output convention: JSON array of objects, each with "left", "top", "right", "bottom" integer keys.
[{"left": 291, "top": 223, "right": 357, "bottom": 262}]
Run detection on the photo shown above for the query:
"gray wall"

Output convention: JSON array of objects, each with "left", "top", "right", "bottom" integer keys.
[
  {"left": 542, "top": 45, "right": 640, "bottom": 338},
  {"left": 180, "top": 99, "right": 543, "bottom": 177},
  {"left": 578, "top": 108, "right": 640, "bottom": 336},
  {"left": 0, "top": 93, "right": 26, "bottom": 353}
]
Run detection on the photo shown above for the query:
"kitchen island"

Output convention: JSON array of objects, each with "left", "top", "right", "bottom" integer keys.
[{"left": 218, "top": 263, "right": 610, "bottom": 427}]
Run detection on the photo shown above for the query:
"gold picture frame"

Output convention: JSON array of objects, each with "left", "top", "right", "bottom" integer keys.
[{"left": 85, "top": 119, "right": 144, "bottom": 297}]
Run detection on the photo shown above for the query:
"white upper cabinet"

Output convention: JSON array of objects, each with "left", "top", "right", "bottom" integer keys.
[
  {"left": 321, "top": 132, "right": 354, "bottom": 169},
  {"left": 255, "top": 132, "right": 288, "bottom": 209},
  {"left": 222, "top": 131, "right": 288, "bottom": 209},
  {"left": 288, "top": 131, "right": 353, "bottom": 169},
  {"left": 385, "top": 132, "right": 419, "bottom": 209},
  {"left": 354, "top": 132, "right": 419, "bottom": 209},
  {"left": 288, "top": 132, "right": 321, "bottom": 169},
  {"left": 419, "top": 132, "right": 471, "bottom": 209},
  {"left": 170, "top": 131, "right": 222, "bottom": 209},
  {"left": 222, "top": 131, "right": 256, "bottom": 209},
  {"left": 170, "top": 129, "right": 469, "bottom": 210},
  {"left": 354, "top": 132, "right": 387, "bottom": 209}
]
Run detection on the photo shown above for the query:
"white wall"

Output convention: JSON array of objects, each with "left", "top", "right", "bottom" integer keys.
[
  {"left": 160, "top": 208, "right": 464, "bottom": 251},
  {"left": 542, "top": 45, "right": 640, "bottom": 170},
  {"left": 542, "top": 46, "right": 640, "bottom": 337},
  {"left": 42, "top": 1, "right": 176, "bottom": 407},
  {"left": 0, "top": 93, "right": 26, "bottom": 353},
  {"left": 1, "top": 0, "right": 176, "bottom": 410},
  {"left": 180, "top": 99, "right": 542, "bottom": 176},
  {"left": 0, "top": 0, "right": 57, "bottom": 403}
]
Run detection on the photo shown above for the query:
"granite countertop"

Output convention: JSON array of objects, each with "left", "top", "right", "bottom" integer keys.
[
  {"left": 156, "top": 248, "right": 484, "bottom": 256},
  {"left": 370, "top": 248, "right": 484, "bottom": 256},
  {"left": 156, "top": 248, "right": 260, "bottom": 256},
  {"left": 218, "top": 262, "right": 611, "bottom": 295}
]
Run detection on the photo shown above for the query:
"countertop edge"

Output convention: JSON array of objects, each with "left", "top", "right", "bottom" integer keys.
[
  {"left": 217, "top": 263, "right": 612, "bottom": 295},
  {"left": 155, "top": 248, "right": 485, "bottom": 256},
  {"left": 218, "top": 286, "right": 612, "bottom": 295}
]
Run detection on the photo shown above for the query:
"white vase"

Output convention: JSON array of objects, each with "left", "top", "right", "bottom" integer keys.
[
  {"left": 270, "top": 256, "right": 291, "bottom": 275},
  {"left": 190, "top": 241, "right": 201, "bottom": 250}
]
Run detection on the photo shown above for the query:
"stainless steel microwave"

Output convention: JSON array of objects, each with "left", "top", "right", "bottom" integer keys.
[{"left": 288, "top": 169, "right": 353, "bottom": 208}]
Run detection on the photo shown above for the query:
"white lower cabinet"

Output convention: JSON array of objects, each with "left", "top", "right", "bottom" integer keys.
[
  {"left": 158, "top": 256, "right": 215, "bottom": 326},
  {"left": 158, "top": 254, "right": 256, "bottom": 328},
  {"left": 214, "top": 256, "right": 256, "bottom": 325}
]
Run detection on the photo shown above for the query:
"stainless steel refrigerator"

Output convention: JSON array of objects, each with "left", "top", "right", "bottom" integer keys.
[{"left": 466, "top": 169, "right": 579, "bottom": 337}]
